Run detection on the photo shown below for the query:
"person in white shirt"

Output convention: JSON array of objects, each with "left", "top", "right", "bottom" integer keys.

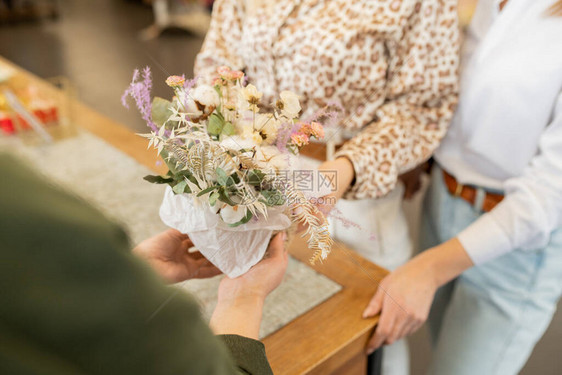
[{"left": 361, "top": 0, "right": 562, "bottom": 374}]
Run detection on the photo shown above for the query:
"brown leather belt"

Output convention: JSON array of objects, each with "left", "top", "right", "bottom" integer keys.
[
  {"left": 301, "top": 144, "right": 504, "bottom": 212},
  {"left": 442, "top": 169, "right": 503, "bottom": 212}
]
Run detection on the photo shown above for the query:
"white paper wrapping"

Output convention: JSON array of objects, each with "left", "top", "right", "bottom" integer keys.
[
  {"left": 159, "top": 186, "right": 292, "bottom": 278},
  {"left": 159, "top": 157, "right": 334, "bottom": 278}
]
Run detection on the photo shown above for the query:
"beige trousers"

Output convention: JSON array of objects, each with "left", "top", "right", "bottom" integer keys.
[
  {"left": 301, "top": 156, "right": 412, "bottom": 375},
  {"left": 332, "top": 184, "right": 412, "bottom": 375}
]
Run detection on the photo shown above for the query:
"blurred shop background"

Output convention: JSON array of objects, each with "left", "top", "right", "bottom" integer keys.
[{"left": 0, "top": 1, "right": 560, "bottom": 373}]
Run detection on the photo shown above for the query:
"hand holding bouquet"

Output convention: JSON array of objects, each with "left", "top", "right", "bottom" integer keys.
[{"left": 123, "top": 66, "right": 333, "bottom": 277}]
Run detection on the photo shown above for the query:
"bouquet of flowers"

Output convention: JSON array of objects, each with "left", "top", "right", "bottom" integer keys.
[{"left": 123, "top": 66, "right": 333, "bottom": 277}]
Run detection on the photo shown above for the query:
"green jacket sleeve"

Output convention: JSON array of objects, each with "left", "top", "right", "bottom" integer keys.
[
  {"left": 0, "top": 154, "right": 272, "bottom": 375},
  {"left": 219, "top": 335, "right": 273, "bottom": 375}
]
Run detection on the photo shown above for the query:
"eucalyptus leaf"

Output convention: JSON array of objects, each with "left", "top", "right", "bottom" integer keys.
[
  {"left": 160, "top": 149, "right": 180, "bottom": 174},
  {"left": 228, "top": 172, "right": 240, "bottom": 186},
  {"left": 218, "top": 188, "right": 237, "bottom": 206},
  {"left": 197, "top": 185, "right": 219, "bottom": 197},
  {"left": 261, "top": 190, "right": 285, "bottom": 206},
  {"left": 143, "top": 174, "right": 174, "bottom": 184},
  {"left": 209, "top": 191, "right": 220, "bottom": 206},
  {"left": 247, "top": 169, "right": 265, "bottom": 186},
  {"left": 152, "top": 97, "right": 174, "bottom": 128},
  {"left": 228, "top": 209, "right": 253, "bottom": 228},
  {"left": 172, "top": 180, "right": 188, "bottom": 194},
  {"left": 216, "top": 167, "right": 228, "bottom": 186},
  {"left": 207, "top": 112, "right": 225, "bottom": 135},
  {"left": 186, "top": 174, "right": 198, "bottom": 187},
  {"left": 222, "top": 121, "right": 235, "bottom": 136}
]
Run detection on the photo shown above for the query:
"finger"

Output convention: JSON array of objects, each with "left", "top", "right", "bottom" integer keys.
[
  {"left": 384, "top": 313, "right": 409, "bottom": 346},
  {"left": 187, "top": 250, "right": 205, "bottom": 260},
  {"left": 167, "top": 228, "right": 189, "bottom": 240},
  {"left": 192, "top": 264, "right": 222, "bottom": 278},
  {"left": 189, "top": 257, "right": 221, "bottom": 278},
  {"left": 267, "top": 233, "right": 287, "bottom": 259},
  {"left": 409, "top": 319, "right": 425, "bottom": 336},
  {"left": 192, "top": 256, "right": 217, "bottom": 268},
  {"left": 363, "top": 288, "right": 384, "bottom": 318},
  {"left": 398, "top": 319, "right": 419, "bottom": 339},
  {"left": 182, "top": 237, "right": 195, "bottom": 249},
  {"left": 366, "top": 302, "right": 396, "bottom": 354}
]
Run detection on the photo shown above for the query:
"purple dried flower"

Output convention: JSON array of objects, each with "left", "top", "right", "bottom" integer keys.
[
  {"left": 184, "top": 75, "right": 199, "bottom": 91},
  {"left": 275, "top": 122, "right": 301, "bottom": 153},
  {"left": 122, "top": 66, "right": 158, "bottom": 133},
  {"left": 305, "top": 101, "right": 344, "bottom": 128}
]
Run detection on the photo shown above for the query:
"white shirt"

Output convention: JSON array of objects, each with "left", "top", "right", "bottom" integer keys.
[{"left": 434, "top": 0, "right": 562, "bottom": 264}]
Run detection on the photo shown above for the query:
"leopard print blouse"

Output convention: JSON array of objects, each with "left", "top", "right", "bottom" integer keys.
[{"left": 195, "top": 0, "right": 460, "bottom": 200}]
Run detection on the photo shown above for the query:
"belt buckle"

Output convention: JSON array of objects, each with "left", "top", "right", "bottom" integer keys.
[{"left": 454, "top": 182, "right": 464, "bottom": 197}]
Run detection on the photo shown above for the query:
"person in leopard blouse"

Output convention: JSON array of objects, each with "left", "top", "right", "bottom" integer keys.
[{"left": 195, "top": 1, "right": 460, "bottom": 374}]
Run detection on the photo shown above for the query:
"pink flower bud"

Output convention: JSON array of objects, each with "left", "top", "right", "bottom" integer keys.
[
  {"left": 165, "top": 75, "right": 185, "bottom": 88},
  {"left": 290, "top": 132, "right": 310, "bottom": 147}
]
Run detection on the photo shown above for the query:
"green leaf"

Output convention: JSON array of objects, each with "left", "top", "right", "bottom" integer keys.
[
  {"left": 228, "top": 209, "right": 253, "bottom": 228},
  {"left": 207, "top": 112, "right": 225, "bottom": 136},
  {"left": 218, "top": 188, "right": 237, "bottom": 206},
  {"left": 222, "top": 121, "right": 235, "bottom": 136},
  {"left": 152, "top": 97, "right": 173, "bottom": 128},
  {"left": 143, "top": 174, "right": 174, "bottom": 184},
  {"left": 172, "top": 180, "right": 188, "bottom": 194},
  {"left": 228, "top": 172, "right": 240, "bottom": 186},
  {"left": 197, "top": 185, "right": 219, "bottom": 197},
  {"left": 209, "top": 191, "right": 220, "bottom": 206},
  {"left": 216, "top": 167, "right": 228, "bottom": 186},
  {"left": 261, "top": 190, "right": 285, "bottom": 206},
  {"left": 247, "top": 169, "right": 265, "bottom": 186},
  {"left": 186, "top": 174, "right": 198, "bottom": 187},
  {"left": 159, "top": 149, "right": 180, "bottom": 174}
]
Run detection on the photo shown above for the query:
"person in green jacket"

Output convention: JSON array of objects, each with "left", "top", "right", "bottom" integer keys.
[{"left": 0, "top": 153, "right": 288, "bottom": 375}]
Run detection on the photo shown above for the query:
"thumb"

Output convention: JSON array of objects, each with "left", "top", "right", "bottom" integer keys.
[
  {"left": 363, "top": 288, "right": 384, "bottom": 318},
  {"left": 267, "top": 232, "right": 287, "bottom": 258}
]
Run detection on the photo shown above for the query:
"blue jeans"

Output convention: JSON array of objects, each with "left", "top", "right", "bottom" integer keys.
[{"left": 421, "top": 166, "right": 562, "bottom": 375}]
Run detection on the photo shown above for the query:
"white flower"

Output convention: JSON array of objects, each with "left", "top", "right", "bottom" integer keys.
[
  {"left": 185, "top": 97, "right": 204, "bottom": 117},
  {"left": 254, "top": 114, "right": 279, "bottom": 145},
  {"left": 277, "top": 91, "right": 301, "bottom": 119},
  {"left": 192, "top": 84, "right": 220, "bottom": 108},
  {"left": 174, "top": 91, "right": 203, "bottom": 117},
  {"left": 249, "top": 131, "right": 264, "bottom": 145},
  {"left": 255, "top": 145, "right": 293, "bottom": 172},
  {"left": 220, "top": 135, "right": 258, "bottom": 152},
  {"left": 220, "top": 204, "right": 248, "bottom": 224},
  {"left": 238, "top": 121, "right": 265, "bottom": 146},
  {"left": 242, "top": 84, "right": 263, "bottom": 112}
]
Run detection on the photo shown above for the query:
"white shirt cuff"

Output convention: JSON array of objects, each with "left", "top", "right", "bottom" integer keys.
[{"left": 457, "top": 213, "right": 512, "bottom": 265}]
